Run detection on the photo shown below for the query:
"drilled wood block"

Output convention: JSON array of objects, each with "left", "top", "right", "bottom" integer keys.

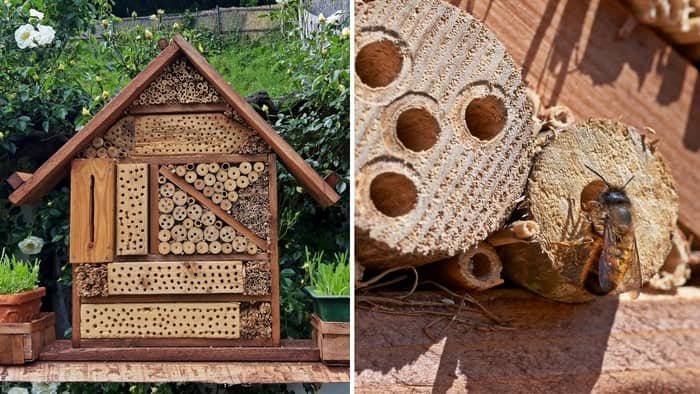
[
  {"left": 116, "top": 163, "right": 149, "bottom": 255},
  {"left": 80, "top": 303, "right": 241, "bottom": 339},
  {"left": 355, "top": 0, "right": 534, "bottom": 270},
  {"left": 133, "top": 113, "right": 256, "bottom": 155},
  {"left": 107, "top": 261, "right": 244, "bottom": 295},
  {"left": 70, "top": 159, "right": 116, "bottom": 263}
]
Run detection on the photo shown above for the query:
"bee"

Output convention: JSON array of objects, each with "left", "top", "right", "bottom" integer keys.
[{"left": 581, "top": 165, "right": 642, "bottom": 298}]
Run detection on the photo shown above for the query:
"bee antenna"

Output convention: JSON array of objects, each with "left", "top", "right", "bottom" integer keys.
[
  {"left": 583, "top": 164, "right": 610, "bottom": 187},
  {"left": 622, "top": 175, "right": 635, "bottom": 190}
]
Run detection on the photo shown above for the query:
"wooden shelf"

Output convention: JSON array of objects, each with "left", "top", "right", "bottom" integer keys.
[
  {"left": 1, "top": 339, "right": 349, "bottom": 383},
  {"left": 356, "top": 287, "right": 700, "bottom": 392}
]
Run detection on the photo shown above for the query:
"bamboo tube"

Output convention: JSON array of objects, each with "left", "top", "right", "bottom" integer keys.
[
  {"left": 171, "top": 225, "right": 187, "bottom": 242},
  {"left": 193, "top": 179, "right": 206, "bottom": 191},
  {"left": 158, "top": 230, "right": 171, "bottom": 242},
  {"left": 248, "top": 171, "right": 259, "bottom": 183},
  {"left": 158, "top": 242, "right": 171, "bottom": 255},
  {"left": 201, "top": 211, "right": 216, "bottom": 226},
  {"left": 96, "top": 147, "right": 108, "bottom": 158},
  {"left": 169, "top": 241, "right": 183, "bottom": 255},
  {"left": 427, "top": 243, "right": 504, "bottom": 291},
  {"left": 196, "top": 163, "right": 209, "bottom": 176},
  {"left": 158, "top": 198, "right": 174, "bottom": 213},
  {"left": 185, "top": 171, "right": 198, "bottom": 183},
  {"left": 172, "top": 206, "right": 187, "bottom": 221},
  {"left": 212, "top": 193, "right": 224, "bottom": 204},
  {"left": 204, "top": 173, "right": 216, "bottom": 186},
  {"left": 84, "top": 147, "right": 97, "bottom": 158},
  {"left": 182, "top": 241, "right": 196, "bottom": 255},
  {"left": 187, "top": 204, "right": 202, "bottom": 220},
  {"left": 159, "top": 214, "right": 174, "bottom": 229},
  {"left": 224, "top": 179, "right": 237, "bottom": 192},
  {"left": 236, "top": 176, "right": 249, "bottom": 189},
  {"left": 227, "top": 167, "right": 240, "bottom": 179},
  {"left": 107, "top": 146, "right": 120, "bottom": 158},
  {"left": 204, "top": 226, "right": 220, "bottom": 242},
  {"left": 175, "top": 165, "right": 187, "bottom": 177},
  {"left": 187, "top": 197, "right": 195, "bottom": 205},
  {"left": 220, "top": 200, "right": 232, "bottom": 212},
  {"left": 247, "top": 244, "right": 258, "bottom": 255},
  {"left": 221, "top": 242, "right": 233, "bottom": 254},
  {"left": 220, "top": 226, "right": 236, "bottom": 242},
  {"left": 187, "top": 227, "right": 204, "bottom": 243},
  {"left": 92, "top": 136, "right": 104, "bottom": 148},
  {"left": 227, "top": 191, "right": 239, "bottom": 202},
  {"left": 182, "top": 218, "right": 194, "bottom": 229},
  {"left": 159, "top": 183, "right": 175, "bottom": 197},
  {"left": 239, "top": 162, "right": 252, "bottom": 175},
  {"left": 253, "top": 162, "right": 265, "bottom": 172},
  {"left": 209, "top": 163, "right": 220, "bottom": 173},
  {"left": 196, "top": 241, "right": 209, "bottom": 254},
  {"left": 221, "top": 163, "right": 230, "bottom": 170},
  {"left": 158, "top": 175, "right": 167, "bottom": 185},
  {"left": 186, "top": 163, "right": 195, "bottom": 171},
  {"left": 209, "top": 241, "right": 222, "bottom": 254},
  {"left": 214, "top": 220, "right": 223, "bottom": 229},
  {"left": 173, "top": 190, "right": 188, "bottom": 206},
  {"left": 216, "top": 169, "right": 228, "bottom": 182},
  {"left": 213, "top": 182, "right": 224, "bottom": 193},
  {"left": 202, "top": 186, "right": 214, "bottom": 197}
]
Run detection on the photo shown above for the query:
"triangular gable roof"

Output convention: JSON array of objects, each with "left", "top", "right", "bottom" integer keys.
[{"left": 8, "top": 35, "right": 340, "bottom": 208}]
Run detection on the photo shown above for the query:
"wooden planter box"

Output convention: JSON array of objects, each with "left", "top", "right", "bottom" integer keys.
[
  {"left": 311, "top": 313, "right": 349, "bottom": 365},
  {"left": 0, "top": 312, "right": 55, "bottom": 365}
]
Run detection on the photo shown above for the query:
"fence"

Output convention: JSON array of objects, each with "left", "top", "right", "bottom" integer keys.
[
  {"left": 106, "top": 5, "right": 280, "bottom": 37},
  {"left": 300, "top": 0, "right": 350, "bottom": 38}
]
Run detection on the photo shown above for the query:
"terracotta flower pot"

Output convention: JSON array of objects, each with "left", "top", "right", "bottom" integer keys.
[{"left": 0, "top": 287, "right": 45, "bottom": 323}]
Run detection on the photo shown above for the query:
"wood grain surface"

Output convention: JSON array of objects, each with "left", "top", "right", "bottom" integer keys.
[
  {"left": 450, "top": 0, "right": 700, "bottom": 238},
  {"left": 355, "top": 287, "right": 700, "bottom": 393}
]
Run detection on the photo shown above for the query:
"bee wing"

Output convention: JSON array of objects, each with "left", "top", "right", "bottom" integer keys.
[
  {"left": 621, "top": 237, "right": 642, "bottom": 300},
  {"left": 597, "top": 217, "right": 618, "bottom": 294}
]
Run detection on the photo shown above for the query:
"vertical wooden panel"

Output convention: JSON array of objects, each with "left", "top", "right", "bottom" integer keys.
[
  {"left": 0, "top": 335, "right": 25, "bottom": 364},
  {"left": 149, "top": 163, "right": 160, "bottom": 254},
  {"left": 268, "top": 154, "right": 280, "bottom": 346},
  {"left": 69, "top": 159, "right": 116, "bottom": 263},
  {"left": 116, "top": 163, "right": 149, "bottom": 255}
]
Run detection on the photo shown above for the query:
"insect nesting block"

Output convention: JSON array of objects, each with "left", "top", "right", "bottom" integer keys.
[
  {"left": 499, "top": 120, "right": 678, "bottom": 303},
  {"left": 354, "top": 0, "right": 535, "bottom": 271}
]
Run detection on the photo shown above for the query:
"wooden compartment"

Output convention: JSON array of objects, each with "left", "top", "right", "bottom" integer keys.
[
  {"left": 311, "top": 313, "right": 349, "bottom": 365},
  {"left": 0, "top": 312, "right": 56, "bottom": 365}
]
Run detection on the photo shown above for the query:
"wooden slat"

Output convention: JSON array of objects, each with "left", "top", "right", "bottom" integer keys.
[
  {"left": 69, "top": 159, "right": 116, "bottom": 263},
  {"left": 38, "top": 339, "right": 321, "bottom": 362},
  {"left": 8, "top": 43, "right": 181, "bottom": 205},
  {"left": 172, "top": 35, "right": 341, "bottom": 208},
  {"left": 83, "top": 294, "right": 271, "bottom": 304},
  {"left": 355, "top": 287, "right": 700, "bottom": 392},
  {"left": 78, "top": 337, "right": 272, "bottom": 348},
  {"left": 116, "top": 163, "right": 149, "bottom": 255},
  {"left": 269, "top": 154, "right": 281, "bottom": 346},
  {"left": 116, "top": 253, "right": 269, "bottom": 262},
  {"left": 159, "top": 166, "right": 268, "bottom": 250},
  {"left": 455, "top": 0, "right": 700, "bottom": 238},
  {"left": 128, "top": 103, "right": 229, "bottom": 115},
  {"left": 6, "top": 171, "right": 32, "bottom": 190},
  {"left": 0, "top": 336, "right": 25, "bottom": 365},
  {"left": 123, "top": 153, "right": 270, "bottom": 165}
]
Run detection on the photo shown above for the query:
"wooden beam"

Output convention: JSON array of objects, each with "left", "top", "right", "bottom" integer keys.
[
  {"left": 452, "top": 0, "right": 700, "bottom": 237},
  {"left": 8, "top": 42, "right": 182, "bottom": 206},
  {"left": 172, "top": 35, "right": 341, "bottom": 208},
  {"left": 355, "top": 287, "right": 700, "bottom": 392},
  {"left": 6, "top": 171, "right": 32, "bottom": 190},
  {"left": 127, "top": 103, "right": 229, "bottom": 115},
  {"left": 159, "top": 166, "right": 268, "bottom": 250}
]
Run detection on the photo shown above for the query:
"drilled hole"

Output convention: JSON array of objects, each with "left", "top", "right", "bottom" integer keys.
[
  {"left": 396, "top": 108, "right": 440, "bottom": 152},
  {"left": 465, "top": 95, "right": 507, "bottom": 141},
  {"left": 470, "top": 253, "right": 492, "bottom": 280},
  {"left": 356, "top": 40, "right": 402, "bottom": 88},
  {"left": 370, "top": 172, "right": 417, "bottom": 217}
]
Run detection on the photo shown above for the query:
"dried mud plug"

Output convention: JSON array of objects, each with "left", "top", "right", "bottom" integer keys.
[
  {"left": 354, "top": 0, "right": 535, "bottom": 271},
  {"left": 498, "top": 120, "right": 678, "bottom": 302}
]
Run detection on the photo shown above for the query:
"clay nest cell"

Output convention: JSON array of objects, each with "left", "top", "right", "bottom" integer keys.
[
  {"left": 240, "top": 302, "right": 272, "bottom": 339},
  {"left": 245, "top": 261, "right": 271, "bottom": 295},
  {"left": 73, "top": 264, "right": 108, "bottom": 297}
]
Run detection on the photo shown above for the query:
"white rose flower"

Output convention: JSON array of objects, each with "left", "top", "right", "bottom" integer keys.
[
  {"left": 317, "top": 13, "right": 325, "bottom": 23},
  {"left": 18, "top": 236, "right": 44, "bottom": 255},
  {"left": 29, "top": 8, "right": 44, "bottom": 20},
  {"left": 14, "top": 24, "right": 38, "bottom": 49},
  {"left": 8, "top": 387, "right": 29, "bottom": 394},
  {"left": 35, "top": 25, "right": 55, "bottom": 46},
  {"left": 341, "top": 27, "right": 350, "bottom": 38},
  {"left": 275, "top": 0, "right": 290, "bottom": 4},
  {"left": 326, "top": 11, "right": 343, "bottom": 25}
]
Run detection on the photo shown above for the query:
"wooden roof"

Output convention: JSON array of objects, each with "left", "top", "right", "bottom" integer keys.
[{"left": 7, "top": 35, "right": 340, "bottom": 208}]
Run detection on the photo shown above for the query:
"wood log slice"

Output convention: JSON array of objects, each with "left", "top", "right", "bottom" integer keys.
[
  {"left": 498, "top": 120, "right": 678, "bottom": 302},
  {"left": 355, "top": 0, "right": 535, "bottom": 271}
]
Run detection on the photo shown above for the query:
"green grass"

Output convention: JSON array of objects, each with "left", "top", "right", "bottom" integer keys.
[
  {"left": 0, "top": 249, "right": 40, "bottom": 295},
  {"left": 209, "top": 35, "right": 296, "bottom": 97}
]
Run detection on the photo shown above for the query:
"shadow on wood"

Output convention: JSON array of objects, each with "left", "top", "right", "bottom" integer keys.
[{"left": 355, "top": 288, "right": 700, "bottom": 393}]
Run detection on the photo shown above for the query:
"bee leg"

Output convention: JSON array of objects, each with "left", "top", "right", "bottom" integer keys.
[{"left": 551, "top": 236, "right": 594, "bottom": 247}]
